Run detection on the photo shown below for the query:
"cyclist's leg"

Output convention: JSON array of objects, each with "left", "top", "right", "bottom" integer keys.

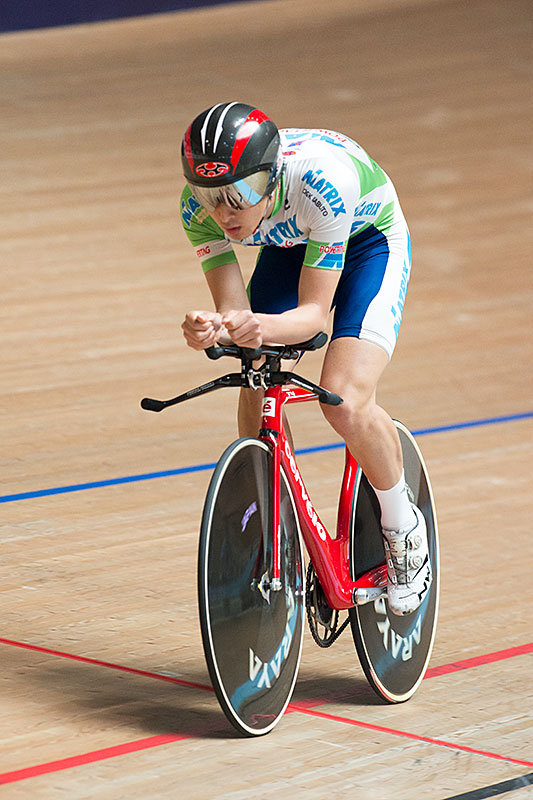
[
  {"left": 349, "top": 419, "right": 439, "bottom": 701},
  {"left": 320, "top": 337, "right": 403, "bottom": 489},
  {"left": 319, "top": 224, "right": 408, "bottom": 492},
  {"left": 320, "top": 223, "right": 431, "bottom": 615},
  {"left": 238, "top": 385, "right": 265, "bottom": 436}
]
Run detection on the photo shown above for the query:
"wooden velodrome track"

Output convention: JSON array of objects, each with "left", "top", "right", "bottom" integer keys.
[{"left": 1, "top": 0, "right": 532, "bottom": 796}]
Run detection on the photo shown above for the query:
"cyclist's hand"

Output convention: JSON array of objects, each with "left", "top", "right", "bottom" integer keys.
[
  {"left": 182, "top": 310, "right": 223, "bottom": 350},
  {"left": 222, "top": 310, "right": 263, "bottom": 348}
]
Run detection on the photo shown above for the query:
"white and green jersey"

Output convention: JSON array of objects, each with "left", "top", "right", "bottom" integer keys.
[{"left": 180, "top": 128, "right": 406, "bottom": 273}]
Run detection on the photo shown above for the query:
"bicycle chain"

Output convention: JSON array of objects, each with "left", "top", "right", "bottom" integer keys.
[{"left": 305, "top": 561, "right": 350, "bottom": 648}]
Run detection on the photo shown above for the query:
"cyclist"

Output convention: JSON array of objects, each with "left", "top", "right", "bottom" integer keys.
[{"left": 179, "top": 102, "right": 432, "bottom": 615}]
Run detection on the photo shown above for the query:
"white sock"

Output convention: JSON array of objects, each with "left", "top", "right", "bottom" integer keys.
[{"left": 371, "top": 471, "right": 416, "bottom": 531}]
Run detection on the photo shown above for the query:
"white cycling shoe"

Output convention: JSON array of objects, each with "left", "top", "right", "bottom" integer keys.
[{"left": 382, "top": 505, "right": 432, "bottom": 616}]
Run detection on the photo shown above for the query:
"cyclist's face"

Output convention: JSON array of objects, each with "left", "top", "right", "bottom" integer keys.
[{"left": 210, "top": 196, "right": 271, "bottom": 241}]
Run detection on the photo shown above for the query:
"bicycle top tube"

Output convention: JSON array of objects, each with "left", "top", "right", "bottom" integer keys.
[{"left": 141, "top": 332, "right": 343, "bottom": 413}]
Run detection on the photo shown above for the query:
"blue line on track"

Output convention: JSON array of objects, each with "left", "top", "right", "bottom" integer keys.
[{"left": 1, "top": 411, "right": 531, "bottom": 504}]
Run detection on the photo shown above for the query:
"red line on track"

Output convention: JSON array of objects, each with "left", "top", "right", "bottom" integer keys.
[
  {"left": 0, "top": 734, "right": 191, "bottom": 786},
  {"left": 3, "top": 636, "right": 531, "bottom": 690},
  {"left": 424, "top": 642, "right": 533, "bottom": 677},
  {"left": 286, "top": 706, "right": 533, "bottom": 769},
  {"left": 0, "top": 637, "right": 213, "bottom": 693},
  {"left": 1, "top": 636, "right": 532, "bottom": 785}
]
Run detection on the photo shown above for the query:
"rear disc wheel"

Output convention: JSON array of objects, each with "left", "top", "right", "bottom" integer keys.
[{"left": 349, "top": 421, "right": 440, "bottom": 702}]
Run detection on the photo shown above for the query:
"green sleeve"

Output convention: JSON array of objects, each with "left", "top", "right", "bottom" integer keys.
[{"left": 180, "top": 185, "right": 237, "bottom": 272}]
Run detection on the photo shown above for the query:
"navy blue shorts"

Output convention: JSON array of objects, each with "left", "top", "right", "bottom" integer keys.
[{"left": 248, "top": 224, "right": 411, "bottom": 358}]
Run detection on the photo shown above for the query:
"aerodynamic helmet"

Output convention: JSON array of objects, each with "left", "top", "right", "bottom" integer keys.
[{"left": 181, "top": 102, "right": 282, "bottom": 210}]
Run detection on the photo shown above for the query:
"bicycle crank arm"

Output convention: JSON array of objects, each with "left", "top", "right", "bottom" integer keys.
[{"left": 352, "top": 564, "right": 387, "bottom": 606}]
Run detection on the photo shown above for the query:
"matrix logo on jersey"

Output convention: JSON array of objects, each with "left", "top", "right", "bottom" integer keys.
[
  {"left": 195, "top": 162, "right": 231, "bottom": 178},
  {"left": 252, "top": 214, "right": 304, "bottom": 247},
  {"left": 301, "top": 169, "right": 347, "bottom": 217},
  {"left": 181, "top": 193, "right": 201, "bottom": 228}
]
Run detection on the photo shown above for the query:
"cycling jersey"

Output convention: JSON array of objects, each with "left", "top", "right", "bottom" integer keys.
[{"left": 180, "top": 128, "right": 407, "bottom": 273}]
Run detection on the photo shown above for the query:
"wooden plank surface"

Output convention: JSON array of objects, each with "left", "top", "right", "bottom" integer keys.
[{"left": 1, "top": 0, "right": 532, "bottom": 796}]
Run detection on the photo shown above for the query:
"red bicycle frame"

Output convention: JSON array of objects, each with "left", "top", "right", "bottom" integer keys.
[
  {"left": 259, "top": 383, "right": 385, "bottom": 610},
  {"left": 140, "top": 336, "right": 386, "bottom": 611}
]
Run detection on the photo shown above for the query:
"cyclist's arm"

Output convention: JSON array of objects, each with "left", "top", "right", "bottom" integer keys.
[
  {"left": 181, "top": 185, "right": 249, "bottom": 347},
  {"left": 255, "top": 265, "right": 341, "bottom": 345},
  {"left": 181, "top": 261, "right": 250, "bottom": 349},
  {"left": 180, "top": 185, "right": 237, "bottom": 273},
  {"left": 222, "top": 168, "right": 354, "bottom": 347},
  {"left": 205, "top": 260, "right": 251, "bottom": 313},
  {"left": 223, "top": 265, "right": 342, "bottom": 347},
  {"left": 247, "top": 159, "right": 355, "bottom": 345}
]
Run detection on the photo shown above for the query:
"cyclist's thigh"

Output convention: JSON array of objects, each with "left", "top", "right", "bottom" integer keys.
[
  {"left": 248, "top": 244, "right": 306, "bottom": 313},
  {"left": 321, "top": 336, "right": 390, "bottom": 404},
  {"left": 331, "top": 223, "right": 411, "bottom": 359}
]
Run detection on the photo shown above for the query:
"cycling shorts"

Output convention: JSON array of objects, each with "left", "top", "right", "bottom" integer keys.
[{"left": 248, "top": 223, "right": 412, "bottom": 359}]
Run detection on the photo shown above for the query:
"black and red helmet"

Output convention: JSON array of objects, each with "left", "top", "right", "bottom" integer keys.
[{"left": 181, "top": 102, "right": 282, "bottom": 210}]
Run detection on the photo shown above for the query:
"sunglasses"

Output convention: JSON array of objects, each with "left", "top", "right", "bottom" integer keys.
[{"left": 190, "top": 171, "right": 271, "bottom": 212}]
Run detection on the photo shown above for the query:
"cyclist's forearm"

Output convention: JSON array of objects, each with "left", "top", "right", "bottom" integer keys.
[
  {"left": 206, "top": 260, "right": 250, "bottom": 313},
  {"left": 256, "top": 304, "right": 327, "bottom": 345}
]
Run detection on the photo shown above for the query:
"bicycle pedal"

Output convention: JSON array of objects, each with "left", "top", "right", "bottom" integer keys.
[
  {"left": 352, "top": 564, "right": 387, "bottom": 605},
  {"left": 353, "top": 586, "right": 387, "bottom": 605}
]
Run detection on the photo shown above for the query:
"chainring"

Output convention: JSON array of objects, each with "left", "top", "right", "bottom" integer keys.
[{"left": 305, "top": 561, "right": 349, "bottom": 647}]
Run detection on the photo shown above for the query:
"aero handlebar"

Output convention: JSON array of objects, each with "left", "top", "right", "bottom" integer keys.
[{"left": 141, "top": 332, "right": 343, "bottom": 412}]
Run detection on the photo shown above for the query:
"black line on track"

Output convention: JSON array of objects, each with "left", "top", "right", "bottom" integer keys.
[{"left": 442, "top": 772, "right": 533, "bottom": 800}]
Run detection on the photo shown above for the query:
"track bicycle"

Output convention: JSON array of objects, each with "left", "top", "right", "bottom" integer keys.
[{"left": 141, "top": 332, "right": 439, "bottom": 736}]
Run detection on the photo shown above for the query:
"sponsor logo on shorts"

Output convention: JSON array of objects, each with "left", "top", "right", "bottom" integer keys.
[{"left": 391, "top": 260, "right": 410, "bottom": 337}]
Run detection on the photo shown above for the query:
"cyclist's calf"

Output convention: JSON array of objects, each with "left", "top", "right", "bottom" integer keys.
[
  {"left": 238, "top": 387, "right": 265, "bottom": 437},
  {"left": 320, "top": 386, "right": 403, "bottom": 490}
]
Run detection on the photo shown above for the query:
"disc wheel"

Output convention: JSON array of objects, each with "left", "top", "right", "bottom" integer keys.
[
  {"left": 198, "top": 438, "right": 304, "bottom": 736},
  {"left": 348, "top": 421, "right": 440, "bottom": 702}
]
